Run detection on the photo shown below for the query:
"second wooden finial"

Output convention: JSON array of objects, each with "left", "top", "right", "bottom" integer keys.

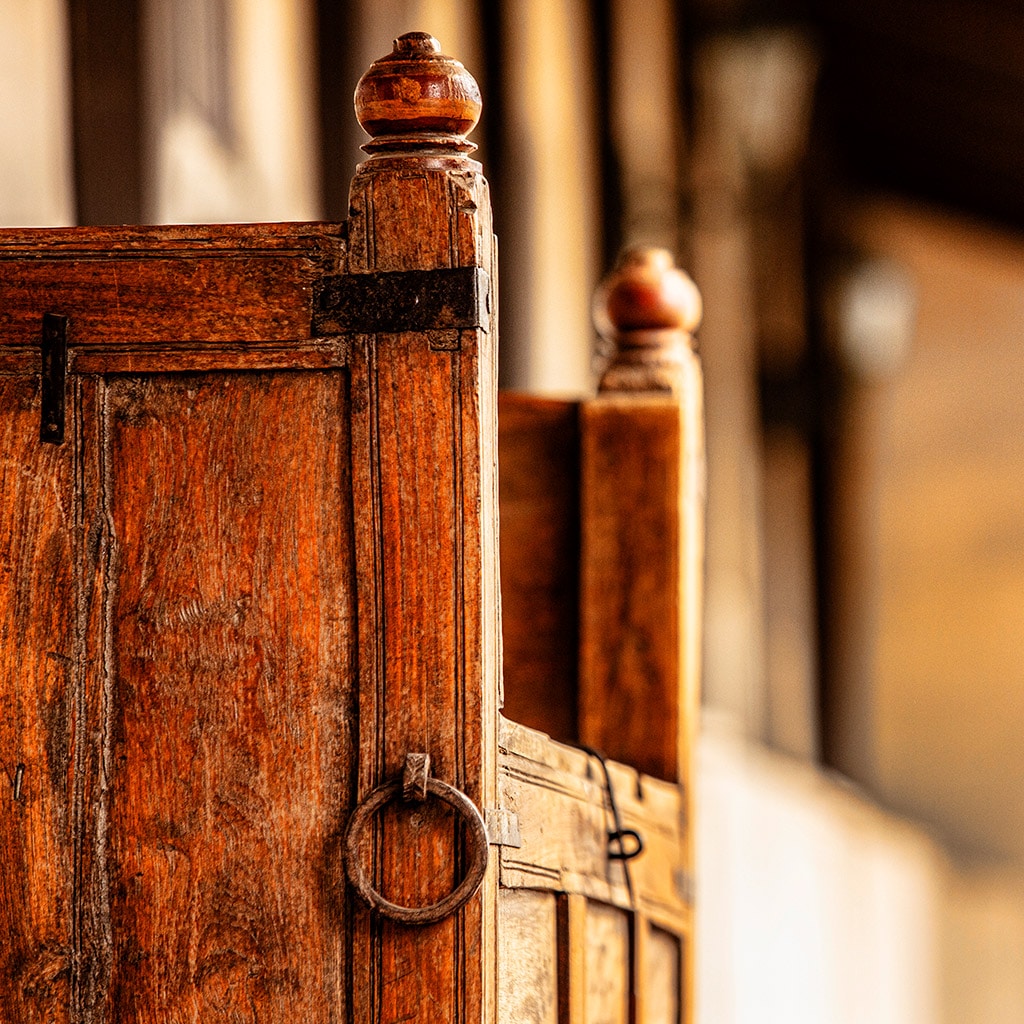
[{"left": 594, "top": 248, "right": 702, "bottom": 394}]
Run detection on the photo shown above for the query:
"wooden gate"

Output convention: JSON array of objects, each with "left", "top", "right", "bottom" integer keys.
[{"left": 0, "top": 32, "right": 701, "bottom": 1024}]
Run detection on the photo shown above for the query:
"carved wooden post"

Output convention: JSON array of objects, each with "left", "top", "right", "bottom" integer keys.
[
  {"left": 579, "top": 247, "right": 704, "bottom": 1019},
  {"left": 581, "top": 246, "right": 703, "bottom": 777},
  {"left": 345, "top": 34, "right": 499, "bottom": 1023}
]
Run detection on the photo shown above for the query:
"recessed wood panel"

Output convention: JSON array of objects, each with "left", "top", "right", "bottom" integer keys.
[
  {"left": 584, "top": 901, "right": 630, "bottom": 1024},
  {"left": 645, "top": 924, "right": 680, "bottom": 1024},
  {"left": 498, "top": 889, "right": 559, "bottom": 1024},
  {"left": 497, "top": 392, "right": 580, "bottom": 742},
  {"left": 0, "top": 377, "right": 74, "bottom": 1022},
  {"left": 95, "top": 371, "right": 355, "bottom": 1021}
]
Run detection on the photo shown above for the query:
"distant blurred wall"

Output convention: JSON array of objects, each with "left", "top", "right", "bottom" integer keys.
[
  {"left": 826, "top": 199, "right": 1024, "bottom": 865},
  {"left": 143, "top": 0, "right": 321, "bottom": 224},
  {"left": 0, "top": 0, "right": 75, "bottom": 225}
]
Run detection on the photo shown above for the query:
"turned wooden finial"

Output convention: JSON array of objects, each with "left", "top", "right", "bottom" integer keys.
[
  {"left": 594, "top": 248, "right": 702, "bottom": 394},
  {"left": 354, "top": 32, "right": 482, "bottom": 154}
]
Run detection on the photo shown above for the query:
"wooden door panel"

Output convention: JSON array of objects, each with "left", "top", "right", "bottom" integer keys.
[
  {"left": 0, "top": 34, "right": 703, "bottom": 1024},
  {"left": 497, "top": 719, "right": 691, "bottom": 1024},
  {"left": 583, "top": 901, "right": 631, "bottom": 1024},
  {"left": 497, "top": 889, "right": 559, "bottom": 1024},
  {"left": 642, "top": 924, "right": 682, "bottom": 1024},
  {"left": 88, "top": 371, "right": 356, "bottom": 1021},
  {"left": 0, "top": 377, "right": 75, "bottom": 1023}
]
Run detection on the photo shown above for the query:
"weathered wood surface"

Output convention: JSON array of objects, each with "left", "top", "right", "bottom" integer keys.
[
  {"left": 0, "top": 223, "right": 345, "bottom": 374},
  {"left": 0, "top": 378, "right": 75, "bottom": 1023},
  {"left": 495, "top": 249, "right": 703, "bottom": 1024},
  {"left": 580, "top": 248, "right": 704, "bottom": 785},
  {"left": 0, "top": 31, "right": 500, "bottom": 1024},
  {"left": 345, "top": 33, "right": 500, "bottom": 1024},
  {"left": 99, "top": 373, "right": 354, "bottom": 1020},
  {"left": 498, "top": 889, "right": 559, "bottom": 1024},
  {"left": 498, "top": 719, "right": 690, "bottom": 933},
  {"left": 497, "top": 720, "right": 691, "bottom": 1024},
  {"left": 1, "top": 371, "right": 359, "bottom": 1023},
  {"left": 580, "top": 249, "right": 703, "bottom": 1024},
  {"left": 497, "top": 391, "right": 580, "bottom": 741}
]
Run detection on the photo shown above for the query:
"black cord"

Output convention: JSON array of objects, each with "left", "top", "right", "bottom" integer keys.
[{"left": 574, "top": 744, "right": 644, "bottom": 908}]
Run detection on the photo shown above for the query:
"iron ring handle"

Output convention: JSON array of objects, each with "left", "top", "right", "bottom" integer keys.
[{"left": 343, "top": 775, "right": 489, "bottom": 925}]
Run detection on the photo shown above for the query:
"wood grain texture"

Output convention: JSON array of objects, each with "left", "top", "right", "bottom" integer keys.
[
  {"left": 94, "top": 372, "right": 356, "bottom": 1021},
  {"left": 579, "top": 346, "right": 704, "bottom": 792},
  {"left": 497, "top": 889, "right": 558, "bottom": 1024},
  {"left": 498, "top": 719, "right": 690, "bottom": 934},
  {"left": 0, "top": 378, "right": 74, "bottom": 1023},
  {"left": 345, "top": 133, "right": 499, "bottom": 1024},
  {"left": 579, "top": 399, "right": 684, "bottom": 783},
  {"left": 0, "top": 224, "right": 345, "bottom": 369},
  {"left": 584, "top": 901, "right": 630, "bottom": 1024},
  {"left": 577, "top": 359, "right": 703, "bottom": 1024},
  {"left": 497, "top": 392, "right": 580, "bottom": 742}
]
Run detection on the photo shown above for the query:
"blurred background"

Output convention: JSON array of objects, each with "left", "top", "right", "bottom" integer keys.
[{"left": 4, "top": 0, "right": 1023, "bottom": 1019}]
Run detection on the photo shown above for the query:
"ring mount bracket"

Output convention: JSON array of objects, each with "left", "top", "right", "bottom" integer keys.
[{"left": 343, "top": 752, "right": 489, "bottom": 925}]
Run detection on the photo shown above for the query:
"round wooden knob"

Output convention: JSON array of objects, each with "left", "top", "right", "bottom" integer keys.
[
  {"left": 594, "top": 248, "right": 702, "bottom": 394},
  {"left": 600, "top": 248, "right": 702, "bottom": 335},
  {"left": 355, "top": 32, "right": 482, "bottom": 152}
]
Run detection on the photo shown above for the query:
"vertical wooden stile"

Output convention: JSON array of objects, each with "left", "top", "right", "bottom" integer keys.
[
  {"left": 344, "top": 33, "right": 500, "bottom": 1024},
  {"left": 578, "top": 248, "right": 704, "bottom": 1021}
]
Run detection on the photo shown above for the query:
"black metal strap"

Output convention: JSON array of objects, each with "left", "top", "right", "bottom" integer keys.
[
  {"left": 40, "top": 313, "right": 68, "bottom": 445},
  {"left": 312, "top": 266, "right": 489, "bottom": 336}
]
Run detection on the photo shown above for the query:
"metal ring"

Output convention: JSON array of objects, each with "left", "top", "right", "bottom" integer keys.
[{"left": 344, "top": 776, "right": 489, "bottom": 925}]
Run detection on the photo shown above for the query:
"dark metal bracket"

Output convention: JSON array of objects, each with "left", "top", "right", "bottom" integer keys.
[
  {"left": 311, "top": 266, "right": 490, "bottom": 336},
  {"left": 40, "top": 313, "right": 68, "bottom": 445}
]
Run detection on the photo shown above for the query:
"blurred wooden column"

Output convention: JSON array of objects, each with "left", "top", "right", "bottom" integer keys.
[
  {"left": 0, "top": 0, "right": 75, "bottom": 226},
  {"left": 68, "top": 0, "right": 144, "bottom": 224},
  {"left": 607, "top": 0, "right": 685, "bottom": 258},
  {"left": 496, "top": 0, "right": 599, "bottom": 393},
  {"left": 822, "top": 254, "right": 916, "bottom": 783},
  {"left": 142, "top": 0, "right": 321, "bottom": 223},
  {"left": 579, "top": 248, "right": 704, "bottom": 1022},
  {"left": 691, "top": 31, "right": 819, "bottom": 755}
]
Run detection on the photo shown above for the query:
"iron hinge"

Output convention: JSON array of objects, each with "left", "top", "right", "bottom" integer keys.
[
  {"left": 485, "top": 807, "right": 522, "bottom": 848},
  {"left": 312, "top": 266, "right": 490, "bottom": 336}
]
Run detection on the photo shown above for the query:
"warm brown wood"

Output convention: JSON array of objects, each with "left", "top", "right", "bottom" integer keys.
[
  {"left": 497, "top": 391, "right": 580, "bottom": 741},
  {"left": 595, "top": 247, "right": 701, "bottom": 396},
  {"left": 345, "top": 32, "right": 500, "bottom": 1024},
  {"left": 1, "top": 29, "right": 706, "bottom": 1024},
  {"left": 0, "top": 31, "right": 501, "bottom": 1024},
  {"left": 0, "top": 378, "right": 74, "bottom": 1023},
  {"left": 68, "top": 0, "right": 144, "bottom": 224},
  {"left": 94, "top": 372, "right": 354, "bottom": 1020},
  {"left": 0, "top": 223, "right": 344, "bottom": 372},
  {"left": 574, "top": 248, "right": 704, "bottom": 1024},
  {"left": 354, "top": 31, "right": 482, "bottom": 148},
  {"left": 580, "top": 247, "right": 704, "bottom": 785}
]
